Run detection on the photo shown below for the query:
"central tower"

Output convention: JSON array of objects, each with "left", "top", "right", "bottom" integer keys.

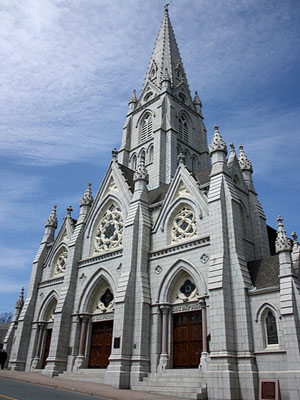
[{"left": 118, "top": 4, "right": 210, "bottom": 189}]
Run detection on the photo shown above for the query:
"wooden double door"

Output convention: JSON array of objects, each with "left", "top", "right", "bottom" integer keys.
[
  {"left": 89, "top": 320, "right": 113, "bottom": 368},
  {"left": 173, "top": 311, "right": 202, "bottom": 368}
]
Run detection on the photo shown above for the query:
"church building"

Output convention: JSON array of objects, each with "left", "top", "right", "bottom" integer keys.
[{"left": 5, "top": 5, "right": 300, "bottom": 400}]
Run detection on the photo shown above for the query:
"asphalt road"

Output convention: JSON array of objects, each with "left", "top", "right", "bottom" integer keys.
[{"left": 0, "top": 378, "right": 106, "bottom": 400}]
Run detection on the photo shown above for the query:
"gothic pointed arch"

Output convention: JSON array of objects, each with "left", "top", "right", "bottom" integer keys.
[
  {"left": 157, "top": 259, "right": 207, "bottom": 304},
  {"left": 78, "top": 267, "right": 117, "bottom": 314},
  {"left": 38, "top": 290, "right": 58, "bottom": 322}
]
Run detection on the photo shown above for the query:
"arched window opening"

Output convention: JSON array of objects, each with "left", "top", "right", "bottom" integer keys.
[
  {"left": 140, "top": 114, "right": 153, "bottom": 143},
  {"left": 148, "top": 145, "right": 154, "bottom": 163},
  {"left": 265, "top": 310, "right": 278, "bottom": 345},
  {"left": 178, "top": 115, "right": 188, "bottom": 142},
  {"left": 139, "top": 149, "right": 146, "bottom": 163},
  {"left": 192, "top": 156, "right": 198, "bottom": 173},
  {"left": 130, "top": 154, "right": 137, "bottom": 170},
  {"left": 144, "top": 92, "right": 153, "bottom": 102}
]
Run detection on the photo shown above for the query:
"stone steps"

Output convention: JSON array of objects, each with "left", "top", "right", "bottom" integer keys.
[
  {"left": 131, "top": 369, "right": 207, "bottom": 400},
  {"left": 58, "top": 369, "right": 106, "bottom": 384}
]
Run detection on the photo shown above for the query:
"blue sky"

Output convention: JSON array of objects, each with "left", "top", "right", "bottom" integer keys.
[{"left": 0, "top": 0, "right": 299, "bottom": 314}]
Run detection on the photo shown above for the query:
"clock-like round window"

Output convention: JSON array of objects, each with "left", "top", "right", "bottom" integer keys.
[
  {"left": 171, "top": 207, "right": 197, "bottom": 242},
  {"left": 94, "top": 204, "right": 123, "bottom": 253}
]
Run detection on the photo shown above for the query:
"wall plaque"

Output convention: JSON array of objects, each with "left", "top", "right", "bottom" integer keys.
[{"left": 259, "top": 379, "right": 279, "bottom": 400}]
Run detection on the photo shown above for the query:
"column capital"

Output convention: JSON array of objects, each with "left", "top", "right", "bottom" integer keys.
[
  {"left": 160, "top": 305, "right": 171, "bottom": 314},
  {"left": 37, "top": 321, "right": 47, "bottom": 328},
  {"left": 79, "top": 313, "right": 91, "bottom": 323},
  {"left": 199, "top": 298, "right": 207, "bottom": 309}
]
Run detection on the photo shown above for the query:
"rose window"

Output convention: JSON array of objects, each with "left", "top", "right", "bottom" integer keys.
[
  {"left": 54, "top": 250, "right": 68, "bottom": 276},
  {"left": 94, "top": 204, "right": 123, "bottom": 253},
  {"left": 171, "top": 207, "right": 197, "bottom": 242}
]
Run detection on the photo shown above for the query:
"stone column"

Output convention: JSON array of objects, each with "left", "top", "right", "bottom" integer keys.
[
  {"left": 32, "top": 322, "right": 46, "bottom": 369},
  {"left": 158, "top": 305, "right": 170, "bottom": 372},
  {"left": 74, "top": 315, "right": 90, "bottom": 370},
  {"left": 199, "top": 299, "right": 209, "bottom": 370}
]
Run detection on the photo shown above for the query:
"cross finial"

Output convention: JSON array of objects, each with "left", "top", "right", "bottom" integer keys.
[
  {"left": 164, "top": 3, "right": 169, "bottom": 14},
  {"left": 67, "top": 206, "right": 73, "bottom": 216}
]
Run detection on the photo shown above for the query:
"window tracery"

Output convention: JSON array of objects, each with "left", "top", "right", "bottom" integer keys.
[
  {"left": 53, "top": 249, "right": 68, "bottom": 276},
  {"left": 171, "top": 207, "right": 197, "bottom": 242},
  {"left": 93, "top": 286, "right": 114, "bottom": 313},
  {"left": 94, "top": 204, "right": 123, "bottom": 253},
  {"left": 171, "top": 275, "right": 198, "bottom": 304}
]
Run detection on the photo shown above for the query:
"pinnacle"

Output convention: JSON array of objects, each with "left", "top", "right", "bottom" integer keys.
[
  {"left": 275, "top": 216, "right": 291, "bottom": 253},
  {"left": 238, "top": 144, "right": 253, "bottom": 172},
  {"left": 80, "top": 182, "right": 93, "bottom": 207},
  {"left": 134, "top": 153, "right": 149, "bottom": 183},
  {"left": 45, "top": 205, "right": 58, "bottom": 229},
  {"left": 209, "top": 125, "right": 227, "bottom": 155}
]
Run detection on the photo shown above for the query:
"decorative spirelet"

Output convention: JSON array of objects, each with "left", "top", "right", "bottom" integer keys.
[
  {"left": 238, "top": 144, "right": 253, "bottom": 172},
  {"left": 209, "top": 125, "right": 227, "bottom": 155},
  {"left": 275, "top": 216, "right": 291, "bottom": 253},
  {"left": 80, "top": 182, "right": 93, "bottom": 206},
  {"left": 45, "top": 205, "right": 58, "bottom": 229}
]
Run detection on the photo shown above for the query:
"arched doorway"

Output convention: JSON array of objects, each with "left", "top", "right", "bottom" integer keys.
[{"left": 88, "top": 285, "right": 115, "bottom": 369}]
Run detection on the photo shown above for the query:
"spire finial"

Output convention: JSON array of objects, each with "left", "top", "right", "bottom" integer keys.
[
  {"left": 112, "top": 148, "right": 118, "bottom": 161},
  {"left": 275, "top": 216, "right": 291, "bottom": 253},
  {"left": 128, "top": 89, "right": 137, "bottom": 105},
  {"left": 194, "top": 91, "right": 201, "bottom": 105},
  {"left": 238, "top": 144, "right": 253, "bottom": 172},
  {"left": 164, "top": 3, "right": 169, "bottom": 14},
  {"left": 66, "top": 206, "right": 73, "bottom": 216},
  {"left": 15, "top": 287, "right": 24, "bottom": 309},
  {"left": 230, "top": 143, "right": 235, "bottom": 152},
  {"left": 80, "top": 182, "right": 93, "bottom": 207},
  {"left": 209, "top": 125, "right": 227, "bottom": 155},
  {"left": 45, "top": 205, "right": 58, "bottom": 229},
  {"left": 292, "top": 231, "right": 298, "bottom": 243}
]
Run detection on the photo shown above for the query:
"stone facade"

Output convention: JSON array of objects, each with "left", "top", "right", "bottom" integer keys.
[{"left": 5, "top": 6, "right": 300, "bottom": 400}]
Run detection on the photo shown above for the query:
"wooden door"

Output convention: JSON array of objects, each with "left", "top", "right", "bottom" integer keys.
[
  {"left": 173, "top": 311, "right": 202, "bottom": 368},
  {"left": 42, "top": 329, "right": 52, "bottom": 369},
  {"left": 89, "top": 320, "right": 113, "bottom": 368}
]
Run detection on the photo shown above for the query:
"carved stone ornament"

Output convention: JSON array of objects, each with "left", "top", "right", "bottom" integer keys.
[
  {"left": 80, "top": 182, "right": 93, "bottom": 206},
  {"left": 79, "top": 273, "right": 86, "bottom": 281},
  {"left": 94, "top": 204, "right": 123, "bottom": 253},
  {"left": 275, "top": 216, "right": 291, "bottom": 253},
  {"left": 15, "top": 288, "right": 24, "bottom": 309},
  {"left": 93, "top": 288, "right": 114, "bottom": 314},
  {"left": 209, "top": 125, "right": 227, "bottom": 156},
  {"left": 40, "top": 292, "right": 44, "bottom": 299},
  {"left": 173, "top": 278, "right": 198, "bottom": 304},
  {"left": 54, "top": 249, "right": 68, "bottom": 276},
  {"left": 155, "top": 265, "right": 162, "bottom": 274},
  {"left": 134, "top": 154, "right": 149, "bottom": 182},
  {"left": 45, "top": 205, "right": 58, "bottom": 228},
  {"left": 200, "top": 253, "right": 209, "bottom": 264},
  {"left": 238, "top": 144, "right": 253, "bottom": 172},
  {"left": 171, "top": 207, "right": 197, "bottom": 243}
]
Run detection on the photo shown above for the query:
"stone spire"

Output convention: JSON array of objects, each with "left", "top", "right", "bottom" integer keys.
[
  {"left": 238, "top": 144, "right": 253, "bottom": 173},
  {"left": 141, "top": 4, "right": 191, "bottom": 96},
  {"left": 209, "top": 125, "right": 227, "bottom": 156},
  {"left": 15, "top": 287, "right": 24, "bottom": 310},
  {"left": 275, "top": 216, "right": 291, "bottom": 253},
  {"left": 80, "top": 183, "right": 93, "bottom": 207},
  {"left": 45, "top": 205, "right": 58, "bottom": 229}
]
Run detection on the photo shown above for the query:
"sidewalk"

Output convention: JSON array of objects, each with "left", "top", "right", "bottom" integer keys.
[{"left": 0, "top": 369, "right": 182, "bottom": 400}]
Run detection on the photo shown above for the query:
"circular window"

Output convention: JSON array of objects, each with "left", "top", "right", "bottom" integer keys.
[
  {"left": 54, "top": 249, "right": 68, "bottom": 276},
  {"left": 171, "top": 207, "right": 197, "bottom": 242},
  {"left": 94, "top": 204, "right": 123, "bottom": 253}
]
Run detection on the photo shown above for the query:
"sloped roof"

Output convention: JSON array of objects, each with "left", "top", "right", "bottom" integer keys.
[
  {"left": 118, "top": 164, "right": 135, "bottom": 193},
  {"left": 248, "top": 255, "right": 279, "bottom": 289},
  {"left": 148, "top": 184, "right": 170, "bottom": 205},
  {"left": 193, "top": 166, "right": 212, "bottom": 186}
]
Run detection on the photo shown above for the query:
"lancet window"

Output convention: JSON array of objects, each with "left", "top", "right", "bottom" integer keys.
[
  {"left": 94, "top": 203, "right": 123, "bottom": 253},
  {"left": 178, "top": 115, "right": 188, "bottom": 142},
  {"left": 265, "top": 310, "right": 279, "bottom": 345},
  {"left": 171, "top": 207, "right": 197, "bottom": 243},
  {"left": 140, "top": 114, "right": 153, "bottom": 143}
]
